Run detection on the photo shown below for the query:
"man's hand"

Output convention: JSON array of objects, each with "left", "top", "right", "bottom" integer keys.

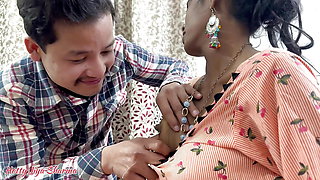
[
  {"left": 156, "top": 82, "right": 202, "bottom": 132},
  {"left": 101, "top": 136, "right": 170, "bottom": 180}
]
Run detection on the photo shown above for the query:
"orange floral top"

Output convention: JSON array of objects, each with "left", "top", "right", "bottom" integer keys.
[{"left": 152, "top": 49, "right": 320, "bottom": 180}]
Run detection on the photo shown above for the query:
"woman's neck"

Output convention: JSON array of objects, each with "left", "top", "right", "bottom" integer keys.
[{"left": 203, "top": 43, "right": 258, "bottom": 83}]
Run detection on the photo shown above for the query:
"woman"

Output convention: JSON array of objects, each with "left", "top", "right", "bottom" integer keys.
[{"left": 155, "top": 0, "right": 320, "bottom": 179}]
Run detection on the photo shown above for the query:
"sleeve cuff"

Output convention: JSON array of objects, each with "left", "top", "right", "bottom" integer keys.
[
  {"left": 160, "top": 75, "right": 192, "bottom": 90},
  {"left": 77, "top": 147, "right": 111, "bottom": 179}
]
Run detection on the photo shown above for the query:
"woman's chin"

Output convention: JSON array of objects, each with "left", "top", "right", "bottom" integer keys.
[{"left": 184, "top": 45, "right": 202, "bottom": 57}]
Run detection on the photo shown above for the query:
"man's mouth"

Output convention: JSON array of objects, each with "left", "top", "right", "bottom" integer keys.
[{"left": 79, "top": 78, "right": 102, "bottom": 85}]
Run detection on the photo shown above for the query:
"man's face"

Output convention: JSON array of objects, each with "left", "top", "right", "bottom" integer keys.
[{"left": 38, "top": 14, "right": 115, "bottom": 96}]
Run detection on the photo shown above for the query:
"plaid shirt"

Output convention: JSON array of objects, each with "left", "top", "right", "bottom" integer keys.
[{"left": 0, "top": 35, "right": 190, "bottom": 179}]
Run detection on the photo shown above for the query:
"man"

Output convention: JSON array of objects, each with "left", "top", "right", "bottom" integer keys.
[{"left": 0, "top": 0, "right": 201, "bottom": 179}]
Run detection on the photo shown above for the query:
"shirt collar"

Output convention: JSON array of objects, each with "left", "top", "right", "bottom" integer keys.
[{"left": 34, "top": 61, "right": 91, "bottom": 115}]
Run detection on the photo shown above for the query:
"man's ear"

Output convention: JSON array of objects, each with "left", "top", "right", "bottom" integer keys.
[{"left": 24, "top": 37, "right": 41, "bottom": 61}]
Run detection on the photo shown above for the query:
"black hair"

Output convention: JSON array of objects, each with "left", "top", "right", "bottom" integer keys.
[
  {"left": 17, "top": 0, "right": 116, "bottom": 52},
  {"left": 230, "top": 0, "right": 313, "bottom": 56}
]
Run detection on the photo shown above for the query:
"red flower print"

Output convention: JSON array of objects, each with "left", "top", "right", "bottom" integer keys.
[
  {"left": 315, "top": 105, "right": 320, "bottom": 110},
  {"left": 291, "top": 118, "right": 308, "bottom": 133},
  {"left": 214, "top": 161, "right": 228, "bottom": 179},
  {"left": 207, "top": 140, "right": 216, "bottom": 145},
  {"left": 240, "top": 128, "right": 256, "bottom": 141},
  {"left": 273, "top": 68, "right": 291, "bottom": 85},
  {"left": 239, "top": 128, "right": 245, "bottom": 136},
  {"left": 204, "top": 127, "right": 213, "bottom": 134},
  {"left": 260, "top": 108, "right": 266, "bottom": 118},
  {"left": 298, "top": 126, "right": 308, "bottom": 133},
  {"left": 193, "top": 142, "right": 201, "bottom": 146},
  {"left": 255, "top": 70, "right": 263, "bottom": 78},
  {"left": 218, "top": 173, "right": 228, "bottom": 179},
  {"left": 256, "top": 101, "right": 267, "bottom": 118},
  {"left": 176, "top": 161, "right": 186, "bottom": 174},
  {"left": 191, "top": 143, "right": 203, "bottom": 155},
  {"left": 250, "top": 68, "right": 263, "bottom": 78},
  {"left": 273, "top": 69, "right": 284, "bottom": 75},
  {"left": 262, "top": 53, "right": 272, "bottom": 57},
  {"left": 224, "top": 94, "right": 233, "bottom": 105},
  {"left": 238, "top": 105, "right": 244, "bottom": 112}
]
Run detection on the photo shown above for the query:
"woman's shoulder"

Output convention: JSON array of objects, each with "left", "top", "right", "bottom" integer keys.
[
  {"left": 249, "top": 48, "right": 315, "bottom": 76},
  {"left": 252, "top": 48, "right": 297, "bottom": 63}
]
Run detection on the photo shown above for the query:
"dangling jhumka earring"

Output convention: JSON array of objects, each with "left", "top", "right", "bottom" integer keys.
[{"left": 205, "top": 8, "right": 221, "bottom": 49}]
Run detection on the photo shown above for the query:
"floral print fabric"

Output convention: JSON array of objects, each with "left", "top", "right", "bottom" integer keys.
[{"left": 152, "top": 49, "right": 320, "bottom": 180}]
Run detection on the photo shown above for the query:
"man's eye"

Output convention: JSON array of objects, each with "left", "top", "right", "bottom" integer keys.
[
  {"left": 70, "top": 58, "right": 86, "bottom": 63},
  {"left": 101, "top": 51, "right": 111, "bottom": 55}
]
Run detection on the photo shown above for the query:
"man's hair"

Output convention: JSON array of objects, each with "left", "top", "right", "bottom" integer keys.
[{"left": 17, "top": 0, "right": 115, "bottom": 52}]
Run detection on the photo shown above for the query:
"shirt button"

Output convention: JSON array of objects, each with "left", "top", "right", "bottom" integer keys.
[{"left": 87, "top": 127, "right": 91, "bottom": 131}]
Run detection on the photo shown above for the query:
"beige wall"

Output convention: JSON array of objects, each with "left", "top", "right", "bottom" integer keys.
[{"left": 0, "top": 0, "right": 28, "bottom": 68}]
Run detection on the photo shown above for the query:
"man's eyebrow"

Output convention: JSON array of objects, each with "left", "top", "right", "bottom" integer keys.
[
  {"left": 105, "top": 39, "right": 115, "bottom": 48},
  {"left": 67, "top": 39, "right": 115, "bottom": 55},
  {"left": 68, "top": 50, "right": 89, "bottom": 56}
]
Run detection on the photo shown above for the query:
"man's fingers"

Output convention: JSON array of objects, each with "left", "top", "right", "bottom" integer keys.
[
  {"left": 183, "top": 83, "right": 202, "bottom": 100},
  {"left": 122, "top": 170, "right": 146, "bottom": 180},
  {"left": 187, "top": 101, "right": 200, "bottom": 117},
  {"left": 156, "top": 96, "right": 180, "bottom": 131},
  {"left": 157, "top": 82, "right": 203, "bottom": 132},
  {"left": 180, "top": 84, "right": 201, "bottom": 117},
  {"left": 127, "top": 163, "right": 158, "bottom": 180},
  {"left": 125, "top": 149, "right": 164, "bottom": 180},
  {"left": 172, "top": 86, "right": 195, "bottom": 128},
  {"left": 160, "top": 98, "right": 182, "bottom": 132},
  {"left": 121, "top": 147, "right": 163, "bottom": 179},
  {"left": 144, "top": 139, "right": 171, "bottom": 157}
]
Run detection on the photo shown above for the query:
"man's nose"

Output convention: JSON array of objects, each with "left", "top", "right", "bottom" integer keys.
[{"left": 86, "top": 56, "right": 107, "bottom": 77}]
